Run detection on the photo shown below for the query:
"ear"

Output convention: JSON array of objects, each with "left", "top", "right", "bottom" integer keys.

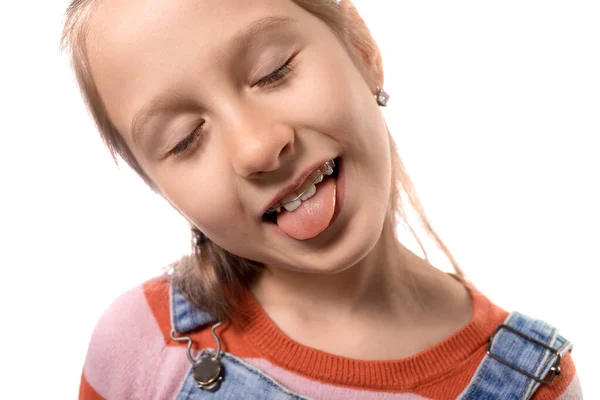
[{"left": 342, "top": 2, "right": 385, "bottom": 92}]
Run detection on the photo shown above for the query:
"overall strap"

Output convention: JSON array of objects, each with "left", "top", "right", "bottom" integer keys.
[
  {"left": 170, "top": 283, "right": 215, "bottom": 334},
  {"left": 460, "top": 311, "right": 573, "bottom": 400}
]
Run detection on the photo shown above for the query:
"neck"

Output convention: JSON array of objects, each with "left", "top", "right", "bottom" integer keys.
[
  {"left": 249, "top": 220, "right": 472, "bottom": 361},
  {"left": 252, "top": 220, "right": 463, "bottom": 323}
]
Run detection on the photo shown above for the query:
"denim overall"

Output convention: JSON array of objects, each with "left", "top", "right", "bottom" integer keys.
[{"left": 170, "top": 286, "right": 572, "bottom": 400}]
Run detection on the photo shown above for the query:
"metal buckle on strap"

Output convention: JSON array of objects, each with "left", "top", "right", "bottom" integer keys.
[{"left": 487, "top": 324, "right": 562, "bottom": 385}]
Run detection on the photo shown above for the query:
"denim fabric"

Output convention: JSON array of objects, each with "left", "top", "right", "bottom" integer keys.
[
  {"left": 175, "top": 351, "right": 311, "bottom": 400},
  {"left": 170, "top": 284, "right": 215, "bottom": 333},
  {"left": 459, "top": 312, "right": 573, "bottom": 400},
  {"left": 170, "top": 282, "right": 573, "bottom": 399}
]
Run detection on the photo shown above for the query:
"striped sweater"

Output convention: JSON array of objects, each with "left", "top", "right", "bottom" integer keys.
[{"left": 80, "top": 277, "right": 582, "bottom": 399}]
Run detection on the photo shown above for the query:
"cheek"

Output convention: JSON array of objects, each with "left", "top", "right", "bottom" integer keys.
[
  {"left": 281, "top": 48, "right": 367, "bottom": 136},
  {"left": 155, "top": 160, "right": 246, "bottom": 236},
  {"left": 291, "top": 54, "right": 387, "bottom": 161},
  {"left": 164, "top": 171, "right": 260, "bottom": 257}
]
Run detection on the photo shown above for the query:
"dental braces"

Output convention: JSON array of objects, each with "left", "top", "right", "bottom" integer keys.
[{"left": 266, "top": 160, "right": 335, "bottom": 214}]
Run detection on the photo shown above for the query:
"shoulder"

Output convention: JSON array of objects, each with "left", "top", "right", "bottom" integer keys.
[
  {"left": 84, "top": 277, "right": 171, "bottom": 358},
  {"left": 85, "top": 276, "right": 172, "bottom": 348},
  {"left": 462, "top": 284, "right": 583, "bottom": 399},
  {"left": 533, "top": 352, "right": 582, "bottom": 399},
  {"left": 80, "top": 277, "right": 190, "bottom": 400},
  {"left": 500, "top": 312, "right": 583, "bottom": 399},
  {"left": 472, "top": 306, "right": 582, "bottom": 399}
]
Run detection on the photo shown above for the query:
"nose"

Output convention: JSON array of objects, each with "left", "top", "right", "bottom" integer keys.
[{"left": 222, "top": 105, "right": 295, "bottom": 178}]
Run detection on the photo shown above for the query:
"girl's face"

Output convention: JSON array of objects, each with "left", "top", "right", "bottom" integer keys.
[{"left": 88, "top": 0, "right": 393, "bottom": 273}]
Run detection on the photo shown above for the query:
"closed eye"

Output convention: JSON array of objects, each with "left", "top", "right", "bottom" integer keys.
[
  {"left": 168, "top": 123, "right": 204, "bottom": 157},
  {"left": 253, "top": 57, "right": 295, "bottom": 88},
  {"left": 167, "top": 56, "right": 296, "bottom": 158}
]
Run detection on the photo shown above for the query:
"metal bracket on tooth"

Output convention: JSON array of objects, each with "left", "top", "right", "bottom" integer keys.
[{"left": 266, "top": 160, "right": 336, "bottom": 214}]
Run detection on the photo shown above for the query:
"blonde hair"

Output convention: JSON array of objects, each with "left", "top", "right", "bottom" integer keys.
[{"left": 61, "top": 0, "right": 463, "bottom": 321}]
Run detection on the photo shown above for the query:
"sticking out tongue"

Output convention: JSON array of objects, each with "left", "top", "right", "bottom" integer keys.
[{"left": 276, "top": 177, "right": 336, "bottom": 240}]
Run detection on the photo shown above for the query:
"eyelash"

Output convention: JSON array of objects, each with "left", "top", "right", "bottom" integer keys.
[
  {"left": 168, "top": 59, "right": 295, "bottom": 157},
  {"left": 254, "top": 59, "right": 295, "bottom": 88},
  {"left": 169, "top": 124, "right": 204, "bottom": 156}
]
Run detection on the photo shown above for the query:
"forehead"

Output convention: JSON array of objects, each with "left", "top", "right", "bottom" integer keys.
[
  {"left": 86, "top": 0, "right": 312, "bottom": 140},
  {"left": 88, "top": 0, "right": 301, "bottom": 54}
]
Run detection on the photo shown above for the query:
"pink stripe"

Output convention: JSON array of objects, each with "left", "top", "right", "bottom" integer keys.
[
  {"left": 558, "top": 375, "right": 583, "bottom": 400},
  {"left": 83, "top": 285, "right": 190, "bottom": 400},
  {"left": 244, "top": 358, "right": 429, "bottom": 400}
]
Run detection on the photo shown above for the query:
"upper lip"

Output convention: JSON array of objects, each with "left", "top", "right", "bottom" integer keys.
[{"left": 263, "top": 158, "right": 335, "bottom": 214}]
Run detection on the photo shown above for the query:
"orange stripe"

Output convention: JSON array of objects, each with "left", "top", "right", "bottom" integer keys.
[
  {"left": 143, "top": 278, "right": 261, "bottom": 358},
  {"left": 79, "top": 373, "right": 104, "bottom": 400},
  {"left": 141, "top": 277, "right": 576, "bottom": 398},
  {"left": 143, "top": 278, "right": 172, "bottom": 344}
]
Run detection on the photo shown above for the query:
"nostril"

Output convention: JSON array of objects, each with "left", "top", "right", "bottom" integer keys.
[
  {"left": 280, "top": 141, "right": 293, "bottom": 156},
  {"left": 274, "top": 143, "right": 293, "bottom": 167}
]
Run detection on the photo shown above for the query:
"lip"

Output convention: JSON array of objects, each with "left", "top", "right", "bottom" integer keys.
[
  {"left": 263, "top": 157, "right": 337, "bottom": 214},
  {"left": 265, "top": 157, "right": 346, "bottom": 241}
]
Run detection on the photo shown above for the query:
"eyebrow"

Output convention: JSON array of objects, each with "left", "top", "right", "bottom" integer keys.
[{"left": 131, "top": 15, "right": 297, "bottom": 150}]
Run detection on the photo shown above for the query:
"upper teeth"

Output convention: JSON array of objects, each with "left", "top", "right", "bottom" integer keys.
[
  {"left": 268, "top": 160, "right": 335, "bottom": 213},
  {"left": 300, "top": 183, "right": 317, "bottom": 200},
  {"left": 281, "top": 199, "right": 303, "bottom": 212}
]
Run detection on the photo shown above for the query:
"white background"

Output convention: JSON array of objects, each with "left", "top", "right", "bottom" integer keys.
[{"left": 0, "top": 1, "right": 598, "bottom": 398}]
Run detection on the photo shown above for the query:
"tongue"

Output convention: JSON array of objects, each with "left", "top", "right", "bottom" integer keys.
[{"left": 276, "top": 177, "right": 336, "bottom": 240}]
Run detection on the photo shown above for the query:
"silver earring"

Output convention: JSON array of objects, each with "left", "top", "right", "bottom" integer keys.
[{"left": 375, "top": 87, "right": 390, "bottom": 107}]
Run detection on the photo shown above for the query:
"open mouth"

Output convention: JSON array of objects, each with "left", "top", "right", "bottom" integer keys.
[{"left": 262, "top": 157, "right": 340, "bottom": 224}]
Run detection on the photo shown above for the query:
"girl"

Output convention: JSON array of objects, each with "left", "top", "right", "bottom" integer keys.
[{"left": 62, "top": 0, "right": 581, "bottom": 398}]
